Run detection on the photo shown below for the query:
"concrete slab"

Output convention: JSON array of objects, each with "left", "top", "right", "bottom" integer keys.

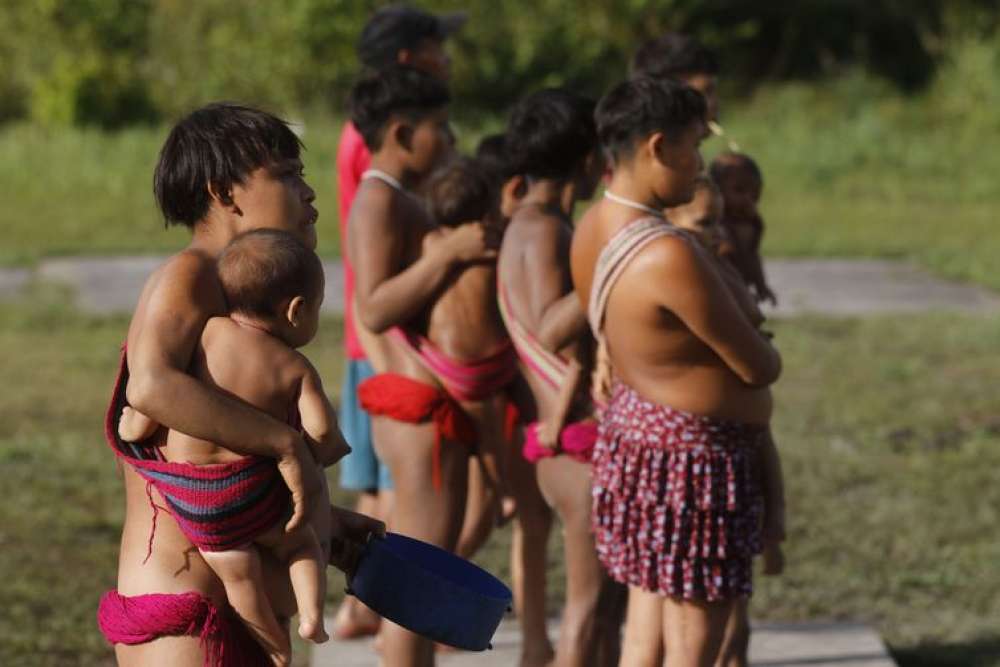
[
  {"left": 0, "top": 266, "right": 31, "bottom": 298},
  {"left": 763, "top": 258, "right": 1000, "bottom": 317},
  {"left": 29, "top": 255, "right": 346, "bottom": 315},
  {"left": 2, "top": 256, "right": 997, "bottom": 319},
  {"left": 311, "top": 618, "right": 896, "bottom": 666}
]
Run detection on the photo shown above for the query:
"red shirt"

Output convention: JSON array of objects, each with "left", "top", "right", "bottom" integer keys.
[{"left": 336, "top": 121, "right": 371, "bottom": 360}]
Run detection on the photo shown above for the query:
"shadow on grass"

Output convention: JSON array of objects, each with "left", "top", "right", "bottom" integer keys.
[{"left": 893, "top": 637, "right": 1000, "bottom": 666}]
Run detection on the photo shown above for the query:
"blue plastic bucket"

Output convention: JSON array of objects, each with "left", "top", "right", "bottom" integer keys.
[{"left": 348, "top": 532, "right": 512, "bottom": 650}]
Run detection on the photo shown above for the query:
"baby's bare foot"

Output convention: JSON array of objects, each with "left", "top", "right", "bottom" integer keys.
[{"left": 298, "top": 617, "right": 329, "bottom": 643}]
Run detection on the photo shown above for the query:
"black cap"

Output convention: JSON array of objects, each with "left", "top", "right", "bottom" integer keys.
[{"left": 357, "top": 5, "right": 467, "bottom": 70}]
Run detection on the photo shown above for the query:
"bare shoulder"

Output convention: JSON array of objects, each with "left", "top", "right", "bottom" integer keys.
[
  {"left": 141, "top": 249, "right": 223, "bottom": 309},
  {"left": 629, "top": 232, "right": 712, "bottom": 283},
  {"left": 128, "top": 249, "right": 225, "bottom": 347}
]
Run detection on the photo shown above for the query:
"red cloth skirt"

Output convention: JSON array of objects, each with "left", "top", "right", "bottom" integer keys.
[
  {"left": 97, "top": 589, "right": 270, "bottom": 666},
  {"left": 592, "top": 382, "right": 764, "bottom": 601}
]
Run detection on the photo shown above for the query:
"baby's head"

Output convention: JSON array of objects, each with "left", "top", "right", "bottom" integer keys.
[
  {"left": 350, "top": 64, "right": 452, "bottom": 177},
  {"left": 426, "top": 156, "right": 495, "bottom": 229},
  {"left": 710, "top": 152, "right": 762, "bottom": 221},
  {"left": 218, "top": 229, "right": 325, "bottom": 348},
  {"left": 475, "top": 133, "right": 514, "bottom": 221},
  {"left": 666, "top": 175, "right": 726, "bottom": 251}
]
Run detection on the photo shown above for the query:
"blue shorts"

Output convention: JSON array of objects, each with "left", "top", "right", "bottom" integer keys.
[{"left": 338, "top": 359, "right": 393, "bottom": 491}]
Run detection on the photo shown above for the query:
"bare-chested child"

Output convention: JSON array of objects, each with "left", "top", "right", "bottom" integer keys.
[
  {"left": 117, "top": 230, "right": 349, "bottom": 664},
  {"left": 497, "top": 88, "right": 624, "bottom": 667},
  {"left": 570, "top": 78, "right": 782, "bottom": 667},
  {"left": 667, "top": 176, "right": 788, "bottom": 666},
  {"left": 710, "top": 152, "right": 776, "bottom": 305},
  {"left": 96, "top": 103, "right": 383, "bottom": 667},
  {"left": 345, "top": 65, "right": 495, "bottom": 665},
  {"left": 416, "top": 156, "right": 520, "bottom": 559}
]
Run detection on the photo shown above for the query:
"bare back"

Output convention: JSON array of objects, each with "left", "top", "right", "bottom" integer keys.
[
  {"left": 571, "top": 201, "right": 778, "bottom": 425},
  {"left": 162, "top": 317, "right": 308, "bottom": 464},
  {"left": 423, "top": 227, "right": 507, "bottom": 361}
]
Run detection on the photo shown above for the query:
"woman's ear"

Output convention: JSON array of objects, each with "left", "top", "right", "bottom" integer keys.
[
  {"left": 207, "top": 181, "right": 239, "bottom": 213},
  {"left": 646, "top": 131, "right": 668, "bottom": 167}
]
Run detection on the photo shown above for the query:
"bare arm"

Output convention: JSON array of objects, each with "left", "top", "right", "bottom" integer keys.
[
  {"left": 537, "top": 358, "right": 583, "bottom": 448},
  {"left": 125, "top": 253, "right": 320, "bottom": 530},
  {"left": 654, "top": 237, "right": 782, "bottom": 386},
  {"left": 537, "top": 293, "right": 588, "bottom": 352},
  {"left": 350, "top": 190, "right": 493, "bottom": 333},
  {"left": 525, "top": 221, "right": 587, "bottom": 351},
  {"left": 297, "top": 361, "right": 351, "bottom": 467}
]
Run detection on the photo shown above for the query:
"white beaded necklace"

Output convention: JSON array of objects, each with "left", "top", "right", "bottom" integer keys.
[
  {"left": 603, "top": 190, "right": 665, "bottom": 219},
  {"left": 361, "top": 168, "right": 406, "bottom": 193}
]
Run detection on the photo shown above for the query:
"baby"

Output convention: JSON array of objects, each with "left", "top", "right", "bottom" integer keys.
[
  {"left": 710, "top": 151, "right": 777, "bottom": 305},
  {"left": 118, "top": 229, "right": 349, "bottom": 665}
]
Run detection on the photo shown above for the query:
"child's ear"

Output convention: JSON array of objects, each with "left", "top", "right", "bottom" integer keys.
[
  {"left": 286, "top": 296, "right": 306, "bottom": 327},
  {"left": 392, "top": 120, "right": 415, "bottom": 151},
  {"left": 505, "top": 175, "right": 528, "bottom": 201}
]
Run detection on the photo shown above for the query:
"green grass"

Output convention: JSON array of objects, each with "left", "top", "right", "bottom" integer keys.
[
  {"left": 1, "top": 289, "right": 998, "bottom": 665},
  {"left": 4, "top": 67, "right": 1000, "bottom": 292}
]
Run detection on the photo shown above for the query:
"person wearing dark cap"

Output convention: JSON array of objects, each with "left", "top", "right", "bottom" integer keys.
[{"left": 331, "top": 3, "right": 465, "bottom": 641}]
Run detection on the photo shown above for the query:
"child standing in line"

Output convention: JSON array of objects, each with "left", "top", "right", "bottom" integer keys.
[
  {"left": 118, "top": 230, "right": 351, "bottom": 665},
  {"left": 346, "top": 64, "right": 494, "bottom": 665},
  {"left": 498, "top": 88, "right": 624, "bottom": 667},
  {"left": 332, "top": 7, "right": 466, "bottom": 639}
]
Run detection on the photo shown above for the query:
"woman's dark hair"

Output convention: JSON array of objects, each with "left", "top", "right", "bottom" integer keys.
[
  {"left": 153, "top": 103, "right": 302, "bottom": 228},
  {"left": 426, "top": 156, "right": 493, "bottom": 228},
  {"left": 630, "top": 32, "right": 719, "bottom": 80},
  {"left": 504, "top": 88, "right": 597, "bottom": 180},
  {"left": 596, "top": 77, "right": 706, "bottom": 162},
  {"left": 217, "top": 229, "right": 324, "bottom": 318},
  {"left": 349, "top": 64, "right": 450, "bottom": 151}
]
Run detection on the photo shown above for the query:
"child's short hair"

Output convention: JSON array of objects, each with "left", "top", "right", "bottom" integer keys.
[
  {"left": 475, "top": 133, "right": 508, "bottom": 181},
  {"left": 153, "top": 103, "right": 302, "bottom": 228},
  {"left": 426, "top": 157, "right": 493, "bottom": 228},
  {"left": 630, "top": 32, "right": 719, "bottom": 80},
  {"left": 596, "top": 77, "right": 706, "bottom": 162},
  {"left": 349, "top": 65, "right": 450, "bottom": 151},
  {"left": 504, "top": 88, "right": 597, "bottom": 180},
  {"left": 710, "top": 152, "right": 763, "bottom": 189},
  {"left": 218, "top": 229, "right": 324, "bottom": 318}
]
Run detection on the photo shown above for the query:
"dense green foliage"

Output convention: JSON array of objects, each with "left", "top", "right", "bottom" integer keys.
[
  {"left": 1, "top": 1, "right": 996, "bottom": 127},
  {"left": 5, "top": 41, "right": 1000, "bottom": 293}
]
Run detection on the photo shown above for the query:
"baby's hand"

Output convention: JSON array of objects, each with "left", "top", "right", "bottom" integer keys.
[
  {"left": 118, "top": 406, "right": 159, "bottom": 442},
  {"left": 757, "top": 284, "right": 778, "bottom": 307}
]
